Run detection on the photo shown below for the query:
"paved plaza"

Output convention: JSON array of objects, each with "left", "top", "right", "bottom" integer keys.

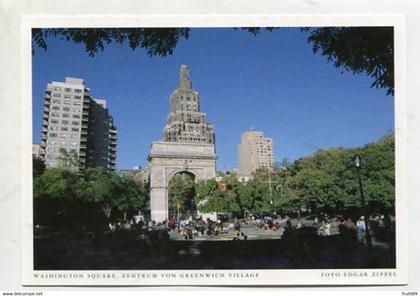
[{"left": 168, "top": 223, "right": 285, "bottom": 241}]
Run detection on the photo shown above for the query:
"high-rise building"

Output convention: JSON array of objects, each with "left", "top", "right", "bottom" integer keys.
[
  {"left": 87, "top": 99, "right": 117, "bottom": 170},
  {"left": 238, "top": 131, "right": 275, "bottom": 176},
  {"left": 163, "top": 65, "right": 215, "bottom": 144},
  {"left": 39, "top": 77, "right": 117, "bottom": 170}
]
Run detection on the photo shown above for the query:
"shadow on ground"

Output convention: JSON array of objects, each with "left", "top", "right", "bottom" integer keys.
[{"left": 34, "top": 227, "right": 395, "bottom": 270}]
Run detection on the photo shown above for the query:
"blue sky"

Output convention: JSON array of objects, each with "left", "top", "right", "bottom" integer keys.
[{"left": 32, "top": 28, "right": 394, "bottom": 171}]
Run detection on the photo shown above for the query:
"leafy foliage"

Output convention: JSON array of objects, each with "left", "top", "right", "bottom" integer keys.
[
  {"left": 33, "top": 166, "right": 149, "bottom": 232},
  {"left": 278, "top": 134, "right": 395, "bottom": 214},
  {"left": 58, "top": 148, "right": 80, "bottom": 170},
  {"left": 168, "top": 173, "right": 196, "bottom": 217},
  {"left": 32, "top": 27, "right": 393, "bottom": 95},
  {"left": 195, "top": 135, "right": 395, "bottom": 217},
  {"left": 304, "top": 27, "right": 394, "bottom": 95},
  {"left": 32, "top": 28, "right": 190, "bottom": 57}
]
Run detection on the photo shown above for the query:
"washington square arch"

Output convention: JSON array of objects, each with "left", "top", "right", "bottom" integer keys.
[{"left": 147, "top": 65, "right": 217, "bottom": 222}]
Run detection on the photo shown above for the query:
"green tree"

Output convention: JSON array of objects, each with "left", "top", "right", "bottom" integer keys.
[
  {"left": 111, "top": 176, "right": 149, "bottom": 220},
  {"left": 276, "top": 134, "right": 395, "bottom": 215},
  {"left": 305, "top": 27, "right": 394, "bottom": 95},
  {"left": 33, "top": 166, "right": 151, "bottom": 231},
  {"left": 58, "top": 148, "right": 80, "bottom": 170},
  {"left": 33, "top": 168, "right": 86, "bottom": 230},
  {"left": 32, "top": 28, "right": 190, "bottom": 57},
  {"left": 168, "top": 173, "right": 195, "bottom": 217}
]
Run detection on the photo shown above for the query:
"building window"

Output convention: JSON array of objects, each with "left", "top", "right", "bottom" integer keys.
[
  {"left": 74, "top": 89, "right": 82, "bottom": 93},
  {"left": 74, "top": 95, "right": 82, "bottom": 100},
  {"left": 52, "top": 106, "right": 60, "bottom": 111},
  {"left": 63, "top": 100, "right": 71, "bottom": 105},
  {"left": 61, "top": 127, "right": 68, "bottom": 131},
  {"left": 64, "top": 94, "right": 71, "bottom": 99},
  {"left": 51, "top": 112, "right": 59, "bottom": 117},
  {"left": 52, "top": 93, "right": 61, "bottom": 98},
  {"left": 65, "top": 88, "right": 72, "bottom": 92},
  {"left": 49, "top": 133, "right": 57, "bottom": 138},
  {"left": 70, "top": 133, "right": 78, "bottom": 138},
  {"left": 62, "top": 120, "right": 69, "bottom": 125},
  {"left": 50, "top": 126, "right": 58, "bottom": 131},
  {"left": 53, "top": 87, "right": 62, "bottom": 91},
  {"left": 63, "top": 107, "right": 70, "bottom": 112},
  {"left": 72, "top": 121, "right": 79, "bottom": 126},
  {"left": 62, "top": 113, "right": 70, "bottom": 118},
  {"left": 73, "top": 107, "right": 81, "bottom": 112},
  {"left": 73, "top": 101, "right": 81, "bottom": 106},
  {"left": 51, "top": 119, "right": 59, "bottom": 124},
  {"left": 48, "top": 140, "right": 57, "bottom": 145},
  {"left": 72, "top": 114, "right": 80, "bottom": 119},
  {"left": 52, "top": 99, "right": 61, "bottom": 104},
  {"left": 71, "top": 142, "right": 78, "bottom": 146},
  {"left": 60, "top": 133, "right": 67, "bottom": 138},
  {"left": 71, "top": 127, "right": 79, "bottom": 132}
]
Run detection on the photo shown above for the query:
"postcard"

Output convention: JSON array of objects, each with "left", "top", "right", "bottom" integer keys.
[{"left": 21, "top": 15, "right": 407, "bottom": 286}]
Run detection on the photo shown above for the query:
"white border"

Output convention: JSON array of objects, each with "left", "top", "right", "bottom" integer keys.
[{"left": 21, "top": 15, "right": 407, "bottom": 286}]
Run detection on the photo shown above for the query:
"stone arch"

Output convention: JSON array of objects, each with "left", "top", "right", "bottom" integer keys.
[
  {"left": 167, "top": 170, "right": 198, "bottom": 220},
  {"left": 166, "top": 169, "right": 201, "bottom": 186},
  {"left": 148, "top": 141, "right": 217, "bottom": 222}
]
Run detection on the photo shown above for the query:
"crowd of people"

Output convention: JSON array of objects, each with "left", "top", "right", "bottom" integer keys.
[
  {"left": 105, "top": 211, "right": 395, "bottom": 244},
  {"left": 311, "top": 212, "right": 395, "bottom": 244}
]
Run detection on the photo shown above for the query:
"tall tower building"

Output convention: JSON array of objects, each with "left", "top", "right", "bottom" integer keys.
[
  {"left": 39, "top": 77, "right": 117, "bottom": 170},
  {"left": 148, "top": 65, "right": 217, "bottom": 222},
  {"left": 163, "top": 65, "right": 215, "bottom": 144},
  {"left": 87, "top": 99, "right": 117, "bottom": 170},
  {"left": 238, "top": 131, "right": 275, "bottom": 176}
]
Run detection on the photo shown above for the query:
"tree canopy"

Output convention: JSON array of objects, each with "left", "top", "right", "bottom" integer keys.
[
  {"left": 194, "top": 134, "right": 395, "bottom": 218},
  {"left": 32, "top": 28, "right": 190, "bottom": 57},
  {"left": 32, "top": 27, "right": 394, "bottom": 95},
  {"left": 304, "top": 27, "right": 394, "bottom": 95},
  {"left": 33, "top": 166, "right": 149, "bottom": 231}
]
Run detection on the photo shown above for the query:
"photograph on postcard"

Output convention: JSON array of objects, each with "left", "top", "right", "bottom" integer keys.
[{"left": 25, "top": 21, "right": 405, "bottom": 284}]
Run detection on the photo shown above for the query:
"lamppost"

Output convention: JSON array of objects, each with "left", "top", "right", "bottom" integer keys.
[
  {"left": 264, "top": 172, "right": 280, "bottom": 217},
  {"left": 354, "top": 154, "right": 372, "bottom": 252}
]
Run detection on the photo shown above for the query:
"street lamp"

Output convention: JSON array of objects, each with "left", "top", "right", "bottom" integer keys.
[{"left": 354, "top": 154, "right": 372, "bottom": 252}]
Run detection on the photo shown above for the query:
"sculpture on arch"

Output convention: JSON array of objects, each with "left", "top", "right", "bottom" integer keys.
[{"left": 147, "top": 65, "right": 217, "bottom": 222}]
